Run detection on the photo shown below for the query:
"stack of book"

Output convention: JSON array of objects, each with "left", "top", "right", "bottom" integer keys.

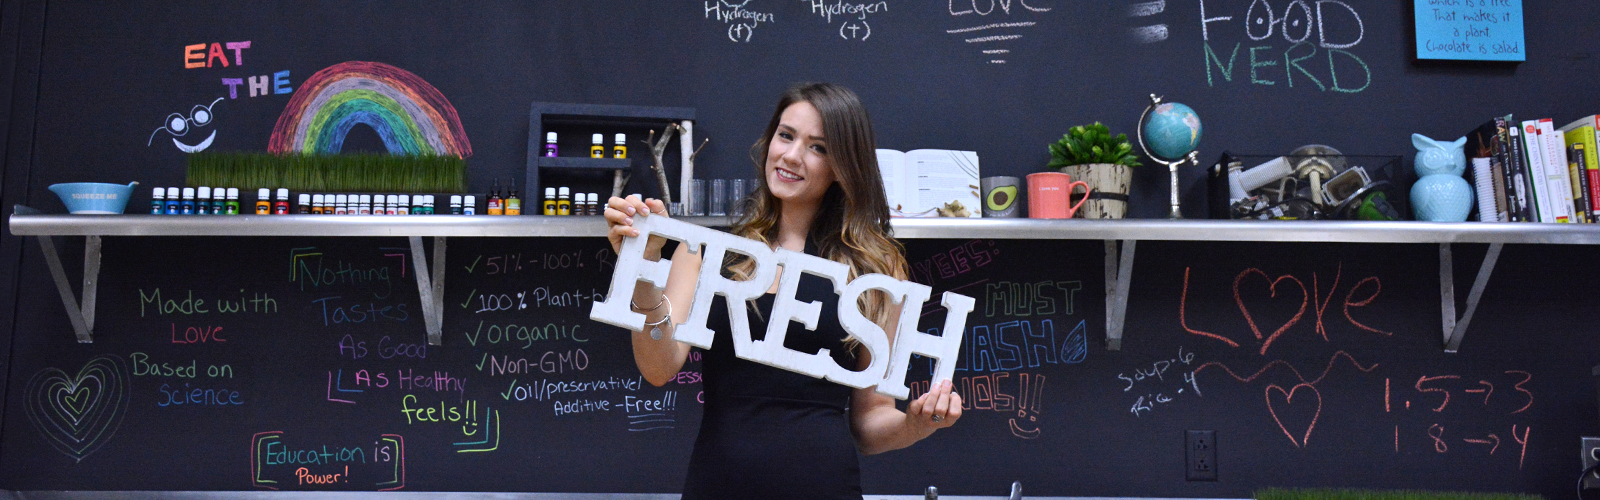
[{"left": 1465, "top": 115, "right": 1600, "bottom": 223}]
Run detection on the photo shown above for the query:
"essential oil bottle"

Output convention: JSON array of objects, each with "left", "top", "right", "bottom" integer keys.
[
  {"left": 358, "top": 194, "right": 372, "bottom": 215},
  {"left": 225, "top": 188, "right": 240, "bottom": 215},
  {"left": 557, "top": 187, "right": 572, "bottom": 216},
  {"left": 274, "top": 188, "right": 290, "bottom": 215},
  {"left": 486, "top": 182, "right": 503, "bottom": 215},
  {"left": 296, "top": 193, "right": 311, "bottom": 214},
  {"left": 450, "top": 195, "right": 463, "bottom": 214},
  {"left": 151, "top": 187, "right": 166, "bottom": 214},
  {"left": 254, "top": 189, "right": 271, "bottom": 214},
  {"left": 166, "top": 187, "right": 182, "bottom": 214},
  {"left": 463, "top": 195, "right": 477, "bottom": 215},
  {"left": 506, "top": 179, "right": 522, "bottom": 216},
  {"left": 180, "top": 187, "right": 196, "bottom": 215},
  {"left": 196, "top": 187, "right": 212, "bottom": 215},
  {"left": 543, "top": 187, "right": 557, "bottom": 215},
  {"left": 590, "top": 134, "right": 604, "bottom": 158},
  {"left": 613, "top": 133, "right": 627, "bottom": 158},
  {"left": 210, "top": 187, "right": 226, "bottom": 215},
  {"left": 544, "top": 132, "right": 559, "bottom": 157}
]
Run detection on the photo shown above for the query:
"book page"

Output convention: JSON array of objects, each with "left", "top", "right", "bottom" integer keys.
[
  {"left": 905, "top": 150, "right": 981, "bottom": 218},
  {"left": 875, "top": 149, "right": 907, "bottom": 215}
]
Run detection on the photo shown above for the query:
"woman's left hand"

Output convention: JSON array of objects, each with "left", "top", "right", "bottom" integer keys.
[{"left": 905, "top": 379, "right": 962, "bottom": 432}]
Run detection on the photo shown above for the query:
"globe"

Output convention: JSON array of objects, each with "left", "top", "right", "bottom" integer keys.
[{"left": 1142, "top": 102, "right": 1202, "bottom": 161}]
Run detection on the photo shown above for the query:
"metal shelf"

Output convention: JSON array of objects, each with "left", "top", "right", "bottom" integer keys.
[
  {"left": 9, "top": 207, "right": 1560, "bottom": 352},
  {"left": 12, "top": 212, "right": 1600, "bottom": 244}
]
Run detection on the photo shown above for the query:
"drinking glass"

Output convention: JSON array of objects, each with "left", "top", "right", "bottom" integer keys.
[
  {"left": 730, "top": 179, "right": 747, "bottom": 216},
  {"left": 710, "top": 179, "right": 728, "bottom": 217},
  {"left": 690, "top": 179, "right": 707, "bottom": 216}
]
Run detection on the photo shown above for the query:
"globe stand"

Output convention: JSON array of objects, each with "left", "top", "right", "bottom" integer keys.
[{"left": 1136, "top": 94, "right": 1200, "bottom": 219}]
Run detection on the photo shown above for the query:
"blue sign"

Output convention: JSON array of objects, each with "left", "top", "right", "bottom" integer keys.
[{"left": 1415, "top": 0, "right": 1524, "bottom": 61}]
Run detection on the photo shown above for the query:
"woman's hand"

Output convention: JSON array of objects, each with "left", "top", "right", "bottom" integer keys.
[
  {"left": 904, "top": 379, "right": 962, "bottom": 432},
  {"left": 605, "top": 195, "right": 670, "bottom": 256}
]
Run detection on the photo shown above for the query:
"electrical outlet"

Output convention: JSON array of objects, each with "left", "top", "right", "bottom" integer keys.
[
  {"left": 1186, "top": 430, "right": 1218, "bottom": 481},
  {"left": 1583, "top": 437, "right": 1600, "bottom": 489}
]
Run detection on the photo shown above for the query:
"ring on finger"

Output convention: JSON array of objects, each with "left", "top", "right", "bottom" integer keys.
[{"left": 931, "top": 414, "right": 945, "bottom": 423}]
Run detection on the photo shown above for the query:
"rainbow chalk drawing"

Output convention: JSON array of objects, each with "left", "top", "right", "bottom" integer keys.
[
  {"left": 24, "top": 355, "right": 131, "bottom": 462},
  {"left": 269, "top": 61, "right": 472, "bottom": 158}
]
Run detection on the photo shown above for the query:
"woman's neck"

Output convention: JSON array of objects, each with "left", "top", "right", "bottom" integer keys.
[{"left": 774, "top": 199, "right": 820, "bottom": 252}]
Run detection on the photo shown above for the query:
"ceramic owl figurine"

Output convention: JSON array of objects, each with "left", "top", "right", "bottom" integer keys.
[{"left": 1410, "top": 134, "right": 1473, "bottom": 221}]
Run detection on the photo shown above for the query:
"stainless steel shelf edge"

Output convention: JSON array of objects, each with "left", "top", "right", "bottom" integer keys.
[
  {"left": 887, "top": 218, "right": 1600, "bottom": 244},
  {"left": 15, "top": 212, "right": 1600, "bottom": 243},
  {"left": 6, "top": 214, "right": 731, "bottom": 238}
]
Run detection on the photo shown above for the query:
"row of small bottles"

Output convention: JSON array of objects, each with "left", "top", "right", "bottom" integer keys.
[
  {"left": 151, "top": 184, "right": 605, "bottom": 216},
  {"left": 151, "top": 186, "right": 485, "bottom": 215},
  {"left": 295, "top": 193, "right": 452, "bottom": 215},
  {"left": 541, "top": 132, "right": 627, "bottom": 159},
  {"left": 541, "top": 187, "right": 602, "bottom": 216},
  {"left": 150, "top": 187, "right": 247, "bottom": 215}
]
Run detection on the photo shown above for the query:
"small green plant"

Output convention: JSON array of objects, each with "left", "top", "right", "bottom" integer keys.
[
  {"left": 186, "top": 152, "right": 468, "bottom": 193},
  {"left": 1046, "top": 122, "right": 1142, "bottom": 169}
]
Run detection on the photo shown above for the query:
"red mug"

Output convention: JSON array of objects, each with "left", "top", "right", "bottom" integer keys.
[{"left": 1025, "top": 172, "right": 1091, "bottom": 219}]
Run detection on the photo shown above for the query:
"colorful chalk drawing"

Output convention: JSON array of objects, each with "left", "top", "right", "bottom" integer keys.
[
  {"left": 1194, "top": 351, "right": 1378, "bottom": 447},
  {"left": 251, "top": 431, "right": 406, "bottom": 490},
  {"left": 24, "top": 354, "right": 131, "bottom": 462},
  {"left": 147, "top": 98, "right": 224, "bottom": 153},
  {"left": 268, "top": 61, "right": 472, "bottom": 158}
]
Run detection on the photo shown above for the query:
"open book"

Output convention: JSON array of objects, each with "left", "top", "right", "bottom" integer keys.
[{"left": 875, "top": 149, "right": 981, "bottom": 218}]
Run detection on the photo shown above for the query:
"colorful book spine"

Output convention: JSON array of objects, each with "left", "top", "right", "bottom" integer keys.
[
  {"left": 1537, "top": 120, "right": 1575, "bottom": 222},
  {"left": 1569, "top": 143, "right": 1590, "bottom": 223},
  {"left": 1557, "top": 117, "right": 1600, "bottom": 221},
  {"left": 1493, "top": 117, "right": 1520, "bottom": 221},
  {"left": 1519, "top": 119, "right": 1553, "bottom": 222},
  {"left": 1503, "top": 117, "right": 1532, "bottom": 221}
]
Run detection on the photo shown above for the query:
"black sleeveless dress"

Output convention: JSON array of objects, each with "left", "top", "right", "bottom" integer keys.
[{"left": 681, "top": 248, "right": 863, "bottom": 499}]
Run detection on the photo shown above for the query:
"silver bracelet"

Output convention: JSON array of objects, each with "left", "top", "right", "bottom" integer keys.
[
  {"left": 631, "top": 294, "right": 666, "bottom": 312},
  {"left": 642, "top": 295, "right": 672, "bottom": 340}
]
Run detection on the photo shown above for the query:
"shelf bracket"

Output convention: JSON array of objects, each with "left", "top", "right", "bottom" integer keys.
[
  {"left": 16, "top": 206, "right": 99, "bottom": 343},
  {"left": 1440, "top": 242, "right": 1502, "bottom": 353},
  {"left": 409, "top": 236, "right": 447, "bottom": 346},
  {"left": 1104, "top": 239, "right": 1136, "bottom": 351}
]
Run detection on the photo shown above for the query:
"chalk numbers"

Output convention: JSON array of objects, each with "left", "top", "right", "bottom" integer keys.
[
  {"left": 1386, "top": 370, "right": 1533, "bottom": 468},
  {"left": 475, "top": 292, "right": 527, "bottom": 313}
]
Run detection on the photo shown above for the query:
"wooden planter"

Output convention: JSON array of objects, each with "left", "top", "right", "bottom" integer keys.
[{"left": 1059, "top": 163, "right": 1132, "bottom": 219}]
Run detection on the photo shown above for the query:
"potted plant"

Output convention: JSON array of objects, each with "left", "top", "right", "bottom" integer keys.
[{"left": 1047, "top": 122, "right": 1142, "bottom": 219}]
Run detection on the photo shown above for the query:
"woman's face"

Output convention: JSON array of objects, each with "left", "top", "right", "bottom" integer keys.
[{"left": 764, "top": 101, "right": 837, "bottom": 208}]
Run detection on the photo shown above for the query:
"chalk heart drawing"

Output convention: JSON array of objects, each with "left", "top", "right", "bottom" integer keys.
[
  {"left": 1232, "top": 269, "right": 1307, "bottom": 356},
  {"left": 1265, "top": 383, "right": 1321, "bottom": 448},
  {"left": 24, "top": 354, "right": 131, "bottom": 462}
]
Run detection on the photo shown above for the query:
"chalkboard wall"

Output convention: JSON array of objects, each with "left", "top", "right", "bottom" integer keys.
[{"left": 1, "top": 0, "right": 1599, "bottom": 497}]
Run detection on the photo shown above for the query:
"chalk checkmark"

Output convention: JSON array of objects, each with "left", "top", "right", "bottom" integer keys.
[
  {"left": 464, "top": 255, "right": 482, "bottom": 274},
  {"left": 461, "top": 289, "right": 477, "bottom": 309},
  {"left": 474, "top": 353, "right": 489, "bottom": 371},
  {"left": 500, "top": 379, "right": 517, "bottom": 400}
]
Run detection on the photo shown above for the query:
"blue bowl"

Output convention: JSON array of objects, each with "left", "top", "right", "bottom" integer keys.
[{"left": 48, "top": 182, "right": 140, "bottom": 214}]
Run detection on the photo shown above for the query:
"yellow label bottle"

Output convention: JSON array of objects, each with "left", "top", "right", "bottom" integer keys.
[
  {"left": 543, "top": 187, "right": 557, "bottom": 215},
  {"left": 590, "top": 134, "right": 605, "bottom": 158},
  {"left": 613, "top": 133, "right": 627, "bottom": 159},
  {"left": 557, "top": 187, "right": 572, "bottom": 216}
]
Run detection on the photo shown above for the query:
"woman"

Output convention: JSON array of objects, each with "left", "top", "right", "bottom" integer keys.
[{"left": 604, "top": 82, "right": 962, "bottom": 498}]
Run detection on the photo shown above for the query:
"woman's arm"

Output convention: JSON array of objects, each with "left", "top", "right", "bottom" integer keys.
[
  {"left": 848, "top": 304, "right": 963, "bottom": 455},
  {"left": 606, "top": 196, "right": 701, "bottom": 387}
]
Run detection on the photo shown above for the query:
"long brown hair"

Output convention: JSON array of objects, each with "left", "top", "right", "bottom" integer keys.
[{"left": 729, "top": 82, "right": 908, "bottom": 337}]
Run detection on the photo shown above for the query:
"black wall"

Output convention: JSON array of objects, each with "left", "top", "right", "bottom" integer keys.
[{"left": 1, "top": 0, "right": 1597, "bottom": 497}]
